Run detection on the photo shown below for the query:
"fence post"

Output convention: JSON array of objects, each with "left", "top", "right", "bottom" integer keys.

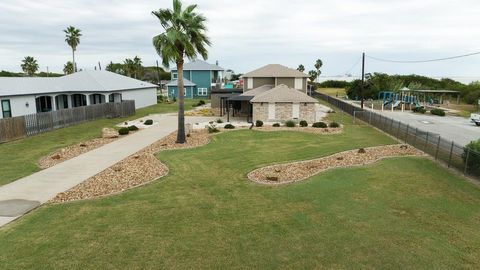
[
  {"left": 353, "top": 111, "right": 356, "bottom": 124},
  {"left": 464, "top": 148, "right": 470, "bottom": 175},
  {"left": 447, "top": 141, "right": 454, "bottom": 168},
  {"left": 405, "top": 124, "right": 409, "bottom": 143},
  {"left": 424, "top": 132, "right": 429, "bottom": 151},
  {"left": 413, "top": 128, "right": 418, "bottom": 146},
  {"left": 369, "top": 110, "right": 372, "bottom": 124},
  {"left": 434, "top": 136, "right": 441, "bottom": 160},
  {"left": 396, "top": 121, "right": 401, "bottom": 138}
]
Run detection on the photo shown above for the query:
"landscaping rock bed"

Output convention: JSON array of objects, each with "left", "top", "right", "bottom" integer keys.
[
  {"left": 248, "top": 144, "right": 425, "bottom": 185},
  {"left": 50, "top": 130, "right": 211, "bottom": 203},
  {"left": 253, "top": 126, "right": 343, "bottom": 135},
  {"left": 38, "top": 137, "right": 118, "bottom": 169}
]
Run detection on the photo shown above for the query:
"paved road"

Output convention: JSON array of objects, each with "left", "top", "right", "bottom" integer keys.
[
  {"left": 378, "top": 110, "right": 479, "bottom": 146},
  {"left": 0, "top": 114, "right": 215, "bottom": 227}
]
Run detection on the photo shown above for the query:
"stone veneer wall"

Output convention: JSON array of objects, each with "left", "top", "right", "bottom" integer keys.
[{"left": 252, "top": 102, "right": 317, "bottom": 123}]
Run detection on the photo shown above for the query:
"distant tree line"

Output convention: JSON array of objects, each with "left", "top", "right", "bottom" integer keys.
[
  {"left": 105, "top": 57, "right": 171, "bottom": 84},
  {"left": 316, "top": 73, "right": 480, "bottom": 104}
]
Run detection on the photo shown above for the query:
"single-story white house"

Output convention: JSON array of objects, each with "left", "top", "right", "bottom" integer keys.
[{"left": 0, "top": 70, "right": 158, "bottom": 119}]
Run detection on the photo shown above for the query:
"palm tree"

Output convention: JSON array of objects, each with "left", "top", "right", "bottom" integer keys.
[
  {"left": 63, "top": 61, "right": 74, "bottom": 74},
  {"left": 123, "top": 58, "right": 135, "bottom": 77},
  {"left": 21, "top": 56, "right": 39, "bottom": 76},
  {"left": 297, "top": 64, "right": 305, "bottom": 72},
  {"left": 152, "top": 0, "right": 211, "bottom": 144},
  {"left": 64, "top": 26, "right": 82, "bottom": 72},
  {"left": 314, "top": 59, "right": 323, "bottom": 83},
  {"left": 308, "top": 70, "right": 318, "bottom": 83},
  {"left": 133, "top": 56, "right": 143, "bottom": 79}
]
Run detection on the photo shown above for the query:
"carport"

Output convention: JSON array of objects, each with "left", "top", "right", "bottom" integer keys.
[{"left": 413, "top": 90, "right": 461, "bottom": 105}]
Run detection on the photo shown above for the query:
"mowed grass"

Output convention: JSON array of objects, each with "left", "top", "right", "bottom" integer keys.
[
  {"left": 317, "top": 87, "right": 347, "bottom": 98},
  {"left": 1, "top": 123, "right": 480, "bottom": 268},
  {"left": 0, "top": 99, "right": 200, "bottom": 186}
]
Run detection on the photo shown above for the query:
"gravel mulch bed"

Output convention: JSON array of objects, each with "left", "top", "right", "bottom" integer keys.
[
  {"left": 38, "top": 137, "right": 118, "bottom": 169},
  {"left": 253, "top": 126, "right": 343, "bottom": 135},
  {"left": 248, "top": 144, "right": 425, "bottom": 185},
  {"left": 50, "top": 130, "right": 211, "bottom": 203}
]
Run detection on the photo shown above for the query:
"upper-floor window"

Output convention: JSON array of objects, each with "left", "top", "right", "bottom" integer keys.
[
  {"left": 1, "top": 99, "right": 11, "bottom": 118},
  {"left": 198, "top": 88, "right": 208, "bottom": 96},
  {"left": 172, "top": 72, "right": 178, "bottom": 79}
]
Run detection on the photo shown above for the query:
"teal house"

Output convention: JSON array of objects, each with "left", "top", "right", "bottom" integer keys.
[{"left": 167, "top": 59, "right": 224, "bottom": 99}]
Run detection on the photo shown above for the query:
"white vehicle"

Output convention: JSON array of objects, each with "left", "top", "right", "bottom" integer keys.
[{"left": 471, "top": 113, "right": 480, "bottom": 126}]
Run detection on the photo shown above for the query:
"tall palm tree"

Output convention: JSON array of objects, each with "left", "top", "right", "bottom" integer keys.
[
  {"left": 297, "top": 64, "right": 305, "bottom": 72},
  {"left": 133, "top": 56, "right": 143, "bottom": 79},
  {"left": 314, "top": 59, "right": 323, "bottom": 83},
  {"left": 63, "top": 61, "right": 74, "bottom": 74},
  {"left": 152, "top": 0, "right": 211, "bottom": 143},
  {"left": 64, "top": 26, "right": 82, "bottom": 72},
  {"left": 123, "top": 58, "right": 135, "bottom": 77},
  {"left": 21, "top": 56, "right": 39, "bottom": 76}
]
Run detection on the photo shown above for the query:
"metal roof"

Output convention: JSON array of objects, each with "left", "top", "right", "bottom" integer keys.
[
  {"left": 171, "top": 59, "right": 224, "bottom": 71},
  {"left": 0, "top": 70, "right": 157, "bottom": 97},
  {"left": 165, "top": 79, "right": 196, "bottom": 87},
  {"left": 412, "top": 89, "right": 460, "bottom": 94},
  {"left": 241, "top": 64, "right": 309, "bottom": 78},
  {"left": 250, "top": 84, "right": 318, "bottom": 103}
]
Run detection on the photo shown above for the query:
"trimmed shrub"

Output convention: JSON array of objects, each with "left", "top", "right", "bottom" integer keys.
[
  {"left": 216, "top": 119, "right": 224, "bottom": 123},
  {"left": 194, "top": 100, "right": 206, "bottom": 107},
  {"left": 144, "top": 119, "right": 154, "bottom": 125},
  {"left": 285, "top": 120, "right": 296, "bottom": 127},
  {"left": 128, "top": 125, "right": 139, "bottom": 131},
  {"left": 463, "top": 140, "right": 480, "bottom": 175},
  {"left": 224, "top": 124, "right": 235, "bottom": 129},
  {"left": 255, "top": 120, "right": 264, "bottom": 127},
  {"left": 412, "top": 106, "right": 427, "bottom": 114},
  {"left": 118, "top": 127, "right": 129, "bottom": 135},
  {"left": 430, "top": 108, "right": 445, "bottom": 116},
  {"left": 299, "top": 120, "right": 308, "bottom": 127},
  {"left": 312, "top": 122, "right": 328, "bottom": 128},
  {"left": 206, "top": 123, "right": 220, "bottom": 133},
  {"left": 329, "top": 122, "right": 340, "bottom": 128},
  {"left": 272, "top": 123, "right": 280, "bottom": 127}
]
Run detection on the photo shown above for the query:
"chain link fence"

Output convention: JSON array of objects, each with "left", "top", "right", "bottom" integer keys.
[{"left": 314, "top": 92, "right": 480, "bottom": 180}]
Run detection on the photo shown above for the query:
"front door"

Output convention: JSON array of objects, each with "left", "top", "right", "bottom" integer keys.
[{"left": 268, "top": 103, "right": 275, "bottom": 120}]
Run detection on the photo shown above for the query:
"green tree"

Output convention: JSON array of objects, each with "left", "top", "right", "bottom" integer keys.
[
  {"left": 123, "top": 58, "right": 135, "bottom": 78},
  {"left": 21, "top": 56, "right": 39, "bottom": 76},
  {"left": 314, "top": 59, "right": 323, "bottom": 83},
  {"left": 297, "top": 64, "right": 305, "bottom": 72},
  {"left": 63, "top": 61, "right": 74, "bottom": 75},
  {"left": 64, "top": 26, "right": 82, "bottom": 72},
  {"left": 308, "top": 70, "right": 318, "bottom": 83},
  {"left": 133, "top": 56, "right": 143, "bottom": 79},
  {"left": 152, "top": 0, "right": 211, "bottom": 143}
]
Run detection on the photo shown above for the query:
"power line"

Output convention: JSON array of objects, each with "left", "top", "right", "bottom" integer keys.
[
  {"left": 343, "top": 56, "right": 362, "bottom": 75},
  {"left": 366, "top": 51, "right": 480, "bottom": 63}
]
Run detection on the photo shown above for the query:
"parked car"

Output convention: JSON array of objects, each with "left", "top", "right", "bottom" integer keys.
[{"left": 471, "top": 113, "right": 480, "bottom": 126}]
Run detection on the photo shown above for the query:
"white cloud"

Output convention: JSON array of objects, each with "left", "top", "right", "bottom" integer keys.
[{"left": 0, "top": 0, "right": 479, "bottom": 77}]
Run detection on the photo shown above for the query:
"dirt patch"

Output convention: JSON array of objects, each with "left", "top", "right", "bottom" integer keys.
[
  {"left": 253, "top": 126, "right": 343, "bottom": 135},
  {"left": 50, "top": 130, "right": 211, "bottom": 203},
  {"left": 248, "top": 144, "right": 425, "bottom": 185},
  {"left": 38, "top": 137, "right": 118, "bottom": 169}
]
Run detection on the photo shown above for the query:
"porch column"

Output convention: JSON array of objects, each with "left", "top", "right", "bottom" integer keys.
[
  {"left": 86, "top": 94, "right": 91, "bottom": 106},
  {"left": 51, "top": 95, "right": 57, "bottom": 111}
]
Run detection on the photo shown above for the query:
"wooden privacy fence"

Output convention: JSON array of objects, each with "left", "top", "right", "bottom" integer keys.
[{"left": 0, "top": 100, "right": 135, "bottom": 143}]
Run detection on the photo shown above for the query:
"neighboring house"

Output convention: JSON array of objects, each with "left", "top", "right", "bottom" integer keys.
[
  {"left": 167, "top": 59, "right": 224, "bottom": 99},
  {"left": 0, "top": 70, "right": 157, "bottom": 119},
  {"left": 166, "top": 79, "right": 196, "bottom": 99},
  {"left": 241, "top": 64, "right": 309, "bottom": 93}
]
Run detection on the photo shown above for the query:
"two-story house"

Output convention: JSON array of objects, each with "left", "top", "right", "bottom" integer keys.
[
  {"left": 167, "top": 59, "right": 224, "bottom": 99},
  {"left": 241, "top": 64, "right": 309, "bottom": 93}
]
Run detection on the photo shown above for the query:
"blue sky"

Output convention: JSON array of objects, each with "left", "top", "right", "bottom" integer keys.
[{"left": 1, "top": 0, "right": 479, "bottom": 78}]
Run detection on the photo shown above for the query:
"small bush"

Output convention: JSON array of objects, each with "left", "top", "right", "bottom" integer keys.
[
  {"left": 144, "top": 119, "right": 153, "bottom": 125},
  {"left": 272, "top": 123, "right": 280, "bottom": 127},
  {"left": 206, "top": 123, "right": 220, "bottom": 133},
  {"left": 128, "top": 125, "right": 139, "bottom": 131},
  {"left": 216, "top": 119, "right": 224, "bottom": 123},
  {"left": 430, "top": 108, "right": 445, "bottom": 116},
  {"left": 285, "top": 120, "right": 296, "bottom": 127},
  {"left": 118, "top": 127, "right": 129, "bottom": 135},
  {"left": 412, "top": 106, "right": 426, "bottom": 114},
  {"left": 299, "top": 120, "right": 308, "bottom": 127},
  {"left": 329, "top": 122, "right": 340, "bottom": 128},
  {"left": 224, "top": 124, "right": 235, "bottom": 129},
  {"left": 312, "top": 122, "right": 327, "bottom": 128},
  {"left": 157, "top": 95, "right": 164, "bottom": 103},
  {"left": 463, "top": 140, "right": 480, "bottom": 175},
  {"left": 194, "top": 100, "right": 206, "bottom": 107},
  {"left": 255, "top": 120, "right": 264, "bottom": 127},
  {"left": 173, "top": 96, "right": 177, "bottom": 102}
]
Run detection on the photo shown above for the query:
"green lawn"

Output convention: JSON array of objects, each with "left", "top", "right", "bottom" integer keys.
[
  {"left": 317, "top": 87, "right": 347, "bottom": 98},
  {"left": 1, "top": 116, "right": 480, "bottom": 268},
  {"left": 0, "top": 100, "right": 200, "bottom": 186}
]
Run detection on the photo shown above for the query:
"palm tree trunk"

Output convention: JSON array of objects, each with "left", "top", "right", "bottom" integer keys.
[
  {"left": 176, "top": 59, "right": 186, "bottom": 143},
  {"left": 72, "top": 49, "right": 76, "bottom": 72}
]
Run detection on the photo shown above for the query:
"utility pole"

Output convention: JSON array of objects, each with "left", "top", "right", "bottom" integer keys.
[
  {"left": 361, "top": 52, "right": 365, "bottom": 109},
  {"left": 46, "top": 66, "right": 49, "bottom": 77}
]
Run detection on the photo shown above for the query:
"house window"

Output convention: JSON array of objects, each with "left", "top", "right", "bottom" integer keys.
[
  {"left": 1, "top": 100, "right": 12, "bottom": 118},
  {"left": 198, "top": 88, "right": 207, "bottom": 96},
  {"left": 172, "top": 73, "right": 178, "bottom": 79}
]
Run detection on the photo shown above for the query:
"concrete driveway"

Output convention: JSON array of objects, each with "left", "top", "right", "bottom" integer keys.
[
  {"left": 378, "top": 110, "right": 480, "bottom": 146},
  {"left": 0, "top": 114, "right": 216, "bottom": 227}
]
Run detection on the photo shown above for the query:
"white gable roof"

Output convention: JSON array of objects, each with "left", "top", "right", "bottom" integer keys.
[
  {"left": 0, "top": 70, "right": 157, "bottom": 97},
  {"left": 166, "top": 78, "right": 196, "bottom": 87},
  {"left": 172, "top": 59, "right": 224, "bottom": 71}
]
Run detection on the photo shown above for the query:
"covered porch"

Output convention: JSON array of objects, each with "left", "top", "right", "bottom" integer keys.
[{"left": 222, "top": 95, "right": 253, "bottom": 123}]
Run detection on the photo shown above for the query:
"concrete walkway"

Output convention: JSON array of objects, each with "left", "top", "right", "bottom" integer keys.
[{"left": 0, "top": 114, "right": 214, "bottom": 227}]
